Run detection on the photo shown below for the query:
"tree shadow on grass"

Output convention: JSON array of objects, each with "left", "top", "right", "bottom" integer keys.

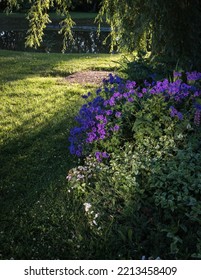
[
  {"left": 0, "top": 51, "right": 117, "bottom": 84},
  {"left": 0, "top": 106, "right": 90, "bottom": 259}
]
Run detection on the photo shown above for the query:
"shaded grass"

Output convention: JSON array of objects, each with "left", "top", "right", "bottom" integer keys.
[
  {"left": 0, "top": 12, "right": 97, "bottom": 19},
  {"left": 0, "top": 12, "right": 100, "bottom": 30},
  {"left": 0, "top": 50, "right": 121, "bottom": 259}
]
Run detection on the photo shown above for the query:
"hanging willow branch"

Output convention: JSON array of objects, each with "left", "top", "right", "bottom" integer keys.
[{"left": 25, "top": 0, "right": 75, "bottom": 50}]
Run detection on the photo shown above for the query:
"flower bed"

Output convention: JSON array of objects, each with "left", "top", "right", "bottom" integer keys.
[
  {"left": 69, "top": 71, "right": 201, "bottom": 159},
  {"left": 67, "top": 71, "right": 201, "bottom": 259}
]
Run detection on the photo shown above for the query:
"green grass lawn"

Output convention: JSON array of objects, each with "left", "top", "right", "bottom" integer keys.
[{"left": 0, "top": 50, "right": 121, "bottom": 259}]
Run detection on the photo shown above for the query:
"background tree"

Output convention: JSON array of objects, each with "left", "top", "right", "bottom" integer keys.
[
  {"left": 97, "top": 0, "right": 201, "bottom": 69},
  {"left": 71, "top": 0, "right": 101, "bottom": 12},
  {"left": 2, "top": 0, "right": 201, "bottom": 69}
]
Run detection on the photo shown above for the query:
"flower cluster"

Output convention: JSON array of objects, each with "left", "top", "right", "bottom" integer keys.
[
  {"left": 186, "top": 71, "right": 201, "bottom": 81},
  {"left": 69, "top": 74, "right": 125, "bottom": 158},
  {"left": 69, "top": 96, "right": 105, "bottom": 156},
  {"left": 148, "top": 73, "right": 201, "bottom": 121},
  {"left": 83, "top": 202, "right": 100, "bottom": 228},
  {"left": 66, "top": 154, "right": 99, "bottom": 184},
  {"left": 169, "top": 106, "right": 183, "bottom": 120},
  {"left": 69, "top": 71, "right": 201, "bottom": 159},
  {"left": 95, "top": 151, "right": 109, "bottom": 162},
  {"left": 194, "top": 103, "right": 201, "bottom": 126},
  {"left": 66, "top": 152, "right": 106, "bottom": 186}
]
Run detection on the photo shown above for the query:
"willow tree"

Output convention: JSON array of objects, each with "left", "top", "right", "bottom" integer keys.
[
  {"left": 3, "top": 0, "right": 76, "bottom": 50},
  {"left": 97, "top": 0, "right": 201, "bottom": 69},
  {"left": 4, "top": 0, "right": 201, "bottom": 68}
]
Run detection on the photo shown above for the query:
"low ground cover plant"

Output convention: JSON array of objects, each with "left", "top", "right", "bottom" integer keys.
[{"left": 67, "top": 71, "right": 201, "bottom": 259}]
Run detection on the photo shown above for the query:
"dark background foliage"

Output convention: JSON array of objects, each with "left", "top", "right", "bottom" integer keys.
[{"left": 98, "top": 0, "right": 201, "bottom": 69}]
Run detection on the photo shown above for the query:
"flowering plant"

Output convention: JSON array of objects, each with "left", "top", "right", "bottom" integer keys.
[
  {"left": 67, "top": 71, "right": 201, "bottom": 260},
  {"left": 69, "top": 71, "right": 201, "bottom": 160}
]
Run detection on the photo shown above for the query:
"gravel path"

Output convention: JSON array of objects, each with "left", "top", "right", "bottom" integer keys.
[{"left": 64, "top": 70, "right": 112, "bottom": 85}]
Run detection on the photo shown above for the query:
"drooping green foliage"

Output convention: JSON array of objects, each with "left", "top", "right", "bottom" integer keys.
[
  {"left": 3, "top": 0, "right": 89, "bottom": 51},
  {"left": 3, "top": 0, "right": 201, "bottom": 68},
  {"left": 25, "top": 0, "right": 76, "bottom": 51},
  {"left": 97, "top": 0, "right": 201, "bottom": 68},
  {"left": 3, "top": 0, "right": 20, "bottom": 12}
]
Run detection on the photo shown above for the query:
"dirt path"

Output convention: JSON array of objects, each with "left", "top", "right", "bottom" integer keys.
[{"left": 64, "top": 70, "right": 112, "bottom": 85}]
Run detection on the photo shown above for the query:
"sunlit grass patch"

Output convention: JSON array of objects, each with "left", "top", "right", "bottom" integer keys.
[{"left": 0, "top": 50, "right": 121, "bottom": 259}]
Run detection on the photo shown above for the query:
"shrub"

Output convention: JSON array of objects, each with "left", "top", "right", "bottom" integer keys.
[{"left": 67, "top": 71, "right": 201, "bottom": 259}]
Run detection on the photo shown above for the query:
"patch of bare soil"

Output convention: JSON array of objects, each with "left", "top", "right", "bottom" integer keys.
[{"left": 64, "top": 70, "right": 112, "bottom": 85}]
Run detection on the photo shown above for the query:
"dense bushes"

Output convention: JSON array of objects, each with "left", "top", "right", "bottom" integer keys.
[{"left": 67, "top": 72, "right": 201, "bottom": 259}]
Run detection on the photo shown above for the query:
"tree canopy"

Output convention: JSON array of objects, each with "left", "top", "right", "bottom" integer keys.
[
  {"left": 2, "top": 0, "right": 201, "bottom": 69},
  {"left": 98, "top": 0, "right": 201, "bottom": 69}
]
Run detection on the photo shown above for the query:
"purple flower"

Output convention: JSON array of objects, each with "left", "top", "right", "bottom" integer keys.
[
  {"left": 170, "top": 106, "right": 178, "bottom": 117},
  {"left": 137, "top": 92, "right": 143, "bottom": 98},
  {"left": 144, "top": 80, "right": 151, "bottom": 87},
  {"left": 114, "top": 75, "right": 123, "bottom": 84},
  {"left": 95, "top": 151, "right": 109, "bottom": 161},
  {"left": 104, "top": 100, "right": 109, "bottom": 106},
  {"left": 96, "top": 115, "right": 105, "bottom": 121},
  {"left": 115, "top": 112, "right": 122, "bottom": 118},
  {"left": 127, "top": 97, "right": 134, "bottom": 102},
  {"left": 99, "top": 134, "right": 106, "bottom": 139},
  {"left": 113, "top": 124, "right": 120, "bottom": 131},
  {"left": 169, "top": 106, "right": 183, "bottom": 120},
  {"left": 109, "top": 73, "right": 115, "bottom": 84},
  {"left": 194, "top": 91, "right": 201, "bottom": 97},
  {"left": 106, "top": 110, "right": 113, "bottom": 115},
  {"left": 98, "top": 130, "right": 106, "bottom": 137},
  {"left": 177, "top": 112, "right": 183, "bottom": 120},
  {"left": 108, "top": 97, "right": 115, "bottom": 106},
  {"left": 95, "top": 152, "right": 102, "bottom": 161},
  {"left": 150, "top": 88, "right": 156, "bottom": 94},
  {"left": 113, "top": 92, "right": 121, "bottom": 98},
  {"left": 194, "top": 110, "right": 200, "bottom": 126},
  {"left": 75, "top": 149, "right": 82, "bottom": 157},
  {"left": 95, "top": 115, "right": 107, "bottom": 124},
  {"left": 123, "top": 92, "right": 129, "bottom": 98},
  {"left": 81, "top": 94, "right": 89, "bottom": 99},
  {"left": 173, "top": 71, "right": 182, "bottom": 78},
  {"left": 186, "top": 71, "right": 201, "bottom": 81},
  {"left": 96, "top": 88, "right": 101, "bottom": 95},
  {"left": 97, "top": 123, "right": 105, "bottom": 130},
  {"left": 142, "top": 88, "right": 147, "bottom": 94},
  {"left": 86, "top": 132, "right": 97, "bottom": 143},
  {"left": 69, "top": 145, "right": 76, "bottom": 155},
  {"left": 82, "top": 92, "right": 91, "bottom": 99},
  {"left": 102, "top": 152, "right": 109, "bottom": 158},
  {"left": 97, "top": 123, "right": 106, "bottom": 139},
  {"left": 126, "top": 81, "right": 136, "bottom": 90},
  {"left": 194, "top": 103, "right": 201, "bottom": 110}
]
